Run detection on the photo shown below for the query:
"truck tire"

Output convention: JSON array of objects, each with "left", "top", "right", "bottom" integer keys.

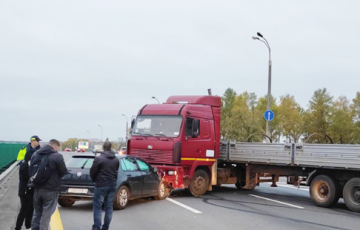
[
  {"left": 189, "top": 169, "right": 210, "bottom": 197},
  {"left": 310, "top": 175, "right": 340, "bottom": 207},
  {"left": 154, "top": 181, "right": 169, "bottom": 200},
  {"left": 343, "top": 178, "right": 360, "bottom": 212},
  {"left": 58, "top": 197, "right": 75, "bottom": 207}
]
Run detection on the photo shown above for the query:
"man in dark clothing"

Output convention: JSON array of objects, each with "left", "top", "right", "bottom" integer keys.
[
  {"left": 15, "top": 135, "right": 41, "bottom": 230},
  {"left": 30, "top": 139, "right": 68, "bottom": 230},
  {"left": 90, "top": 141, "right": 119, "bottom": 230}
]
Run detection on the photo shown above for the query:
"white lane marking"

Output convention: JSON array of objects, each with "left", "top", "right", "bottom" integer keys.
[
  {"left": 249, "top": 194, "right": 304, "bottom": 209},
  {"left": 264, "top": 182, "right": 309, "bottom": 191},
  {"left": 166, "top": 198, "right": 202, "bottom": 214}
]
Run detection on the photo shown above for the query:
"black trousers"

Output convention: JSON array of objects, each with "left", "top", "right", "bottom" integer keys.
[{"left": 15, "top": 190, "right": 34, "bottom": 230}]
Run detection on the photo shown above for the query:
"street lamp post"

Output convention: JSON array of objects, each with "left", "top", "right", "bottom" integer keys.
[
  {"left": 98, "top": 125, "right": 103, "bottom": 141},
  {"left": 121, "top": 114, "right": 128, "bottom": 142},
  {"left": 87, "top": 130, "right": 91, "bottom": 140},
  {"left": 252, "top": 32, "right": 272, "bottom": 142},
  {"left": 151, "top": 96, "right": 160, "bottom": 104}
]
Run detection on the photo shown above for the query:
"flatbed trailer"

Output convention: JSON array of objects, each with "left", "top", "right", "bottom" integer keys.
[{"left": 216, "top": 142, "right": 360, "bottom": 212}]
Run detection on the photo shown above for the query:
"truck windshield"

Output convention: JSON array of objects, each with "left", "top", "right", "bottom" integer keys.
[{"left": 132, "top": 115, "right": 182, "bottom": 138}]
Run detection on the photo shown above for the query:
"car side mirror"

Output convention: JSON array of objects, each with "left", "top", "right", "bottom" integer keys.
[{"left": 153, "top": 167, "right": 158, "bottom": 173}]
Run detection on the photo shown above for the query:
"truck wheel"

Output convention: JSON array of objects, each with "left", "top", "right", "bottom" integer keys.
[
  {"left": 310, "top": 175, "right": 340, "bottom": 207},
  {"left": 189, "top": 169, "right": 210, "bottom": 197},
  {"left": 113, "top": 185, "right": 129, "bottom": 210},
  {"left": 58, "top": 197, "right": 75, "bottom": 207},
  {"left": 343, "top": 178, "right": 360, "bottom": 212},
  {"left": 154, "top": 181, "right": 169, "bottom": 200}
]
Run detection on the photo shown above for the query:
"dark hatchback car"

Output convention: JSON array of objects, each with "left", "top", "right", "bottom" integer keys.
[{"left": 59, "top": 154, "right": 169, "bottom": 209}]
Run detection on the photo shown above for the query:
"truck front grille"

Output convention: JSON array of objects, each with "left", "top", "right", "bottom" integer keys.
[{"left": 131, "top": 149, "right": 173, "bottom": 164}]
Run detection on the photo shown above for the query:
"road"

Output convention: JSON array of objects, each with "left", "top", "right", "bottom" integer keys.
[{"left": 58, "top": 152, "right": 360, "bottom": 230}]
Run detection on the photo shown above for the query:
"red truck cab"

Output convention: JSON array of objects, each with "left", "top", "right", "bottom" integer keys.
[{"left": 128, "top": 95, "right": 221, "bottom": 196}]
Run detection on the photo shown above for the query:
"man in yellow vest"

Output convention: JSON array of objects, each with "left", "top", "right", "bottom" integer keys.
[
  {"left": 15, "top": 135, "right": 41, "bottom": 230},
  {"left": 17, "top": 146, "right": 27, "bottom": 161}
]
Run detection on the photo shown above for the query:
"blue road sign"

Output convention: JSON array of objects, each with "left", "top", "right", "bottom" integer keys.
[{"left": 264, "top": 110, "right": 274, "bottom": 121}]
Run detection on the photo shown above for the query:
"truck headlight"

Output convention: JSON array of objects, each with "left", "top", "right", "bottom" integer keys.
[{"left": 168, "top": 171, "right": 177, "bottom": 176}]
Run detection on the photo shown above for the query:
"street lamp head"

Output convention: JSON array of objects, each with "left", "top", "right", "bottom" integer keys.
[
  {"left": 151, "top": 96, "right": 156, "bottom": 99},
  {"left": 257, "top": 32, "right": 263, "bottom": 37},
  {"left": 252, "top": 36, "right": 259, "bottom": 40}
]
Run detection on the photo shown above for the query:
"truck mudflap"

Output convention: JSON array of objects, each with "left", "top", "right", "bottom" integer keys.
[{"left": 155, "top": 165, "right": 185, "bottom": 189}]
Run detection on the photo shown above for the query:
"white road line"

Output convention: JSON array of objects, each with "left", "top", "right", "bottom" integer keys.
[
  {"left": 249, "top": 194, "right": 304, "bottom": 209},
  {"left": 166, "top": 198, "right": 202, "bottom": 214}
]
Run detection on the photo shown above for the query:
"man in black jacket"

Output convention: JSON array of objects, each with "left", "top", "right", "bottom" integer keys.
[
  {"left": 90, "top": 141, "right": 119, "bottom": 230},
  {"left": 15, "top": 135, "right": 41, "bottom": 230},
  {"left": 30, "top": 139, "right": 68, "bottom": 230}
]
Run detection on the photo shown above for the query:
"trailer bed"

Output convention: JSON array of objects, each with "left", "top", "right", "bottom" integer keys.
[{"left": 219, "top": 142, "right": 360, "bottom": 170}]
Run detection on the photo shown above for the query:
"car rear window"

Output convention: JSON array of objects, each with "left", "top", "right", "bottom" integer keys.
[{"left": 67, "top": 157, "right": 94, "bottom": 169}]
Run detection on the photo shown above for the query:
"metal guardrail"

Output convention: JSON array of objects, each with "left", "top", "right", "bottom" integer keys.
[{"left": 0, "top": 142, "right": 26, "bottom": 172}]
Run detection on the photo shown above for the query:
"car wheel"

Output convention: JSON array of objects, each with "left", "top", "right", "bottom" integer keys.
[
  {"left": 58, "top": 197, "right": 75, "bottom": 207},
  {"left": 113, "top": 185, "right": 129, "bottom": 210},
  {"left": 154, "top": 181, "right": 169, "bottom": 200}
]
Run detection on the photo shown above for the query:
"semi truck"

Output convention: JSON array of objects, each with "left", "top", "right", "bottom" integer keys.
[{"left": 127, "top": 95, "right": 360, "bottom": 212}]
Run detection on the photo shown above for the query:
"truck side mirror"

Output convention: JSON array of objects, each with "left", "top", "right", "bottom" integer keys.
[{"left": 130, "top": 118, "right": 136, "bottom": 133}]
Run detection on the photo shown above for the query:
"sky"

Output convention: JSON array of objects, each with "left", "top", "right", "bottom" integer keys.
[{"left": 1, "top": 1, "right": 359, "bottom": 142}]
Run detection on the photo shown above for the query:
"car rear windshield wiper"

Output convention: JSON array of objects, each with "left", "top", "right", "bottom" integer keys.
[{"left": 81, "top": 159, "right": 89, "bottom": 169}]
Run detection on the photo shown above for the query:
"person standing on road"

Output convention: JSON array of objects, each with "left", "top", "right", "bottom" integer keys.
[
  {"left": 90, "top": 141, "right": 119, "bottom": 230},
  {"left": 30, "top": 139, "right": 68, "bottom": 230},
  {"left": 15, "top": 135, "right": 41, "bottom": 230}
]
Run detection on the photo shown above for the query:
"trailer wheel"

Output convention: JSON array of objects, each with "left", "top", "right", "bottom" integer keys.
[
  {"left": 189, "top": 169, "right": 209, "bottom": 197},
  {"left": 310, "top": 175, "right": 340, "bottom": 207},
  {"left": 343, "top": 178, "right": 360, "bottom": 212}
]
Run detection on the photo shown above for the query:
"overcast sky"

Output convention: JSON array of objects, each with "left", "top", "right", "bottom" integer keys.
[{"left": 1, "top": 1, "right": 359, "bottom": 142}]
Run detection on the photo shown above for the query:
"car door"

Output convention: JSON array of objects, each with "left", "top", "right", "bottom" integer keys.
[
  {"left": 120, "top": 157, "right": 143, "bottom": 198},
  {"left": 135, "top": 158, "right": 159, "bottom": 196}
]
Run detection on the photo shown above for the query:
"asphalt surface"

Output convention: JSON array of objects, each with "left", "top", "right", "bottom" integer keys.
[{"left": 2, "top": 152, "right": 360, "bottom": 230}]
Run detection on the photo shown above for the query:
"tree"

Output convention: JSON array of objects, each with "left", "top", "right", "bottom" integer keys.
[
  {"left": 328, "top": 96, "right": 355, "bottom": 143},
  {"left": 230, "top": 92, "right": 263, "bottom": 142},
  {"left": 303, "top": 88, "right": 333, "bottom": 143},
  {"left": 351, "top": 92, "right": 360, "bottom": 143},
  {"left": 220, "top": 88, "right": 237, "bottom": 140},
  {"left": 61, "top": 138, "right": 79, "bottom": 151},
  {"left": 278, "top": 95, "right": 304, "bottom": 143}
]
